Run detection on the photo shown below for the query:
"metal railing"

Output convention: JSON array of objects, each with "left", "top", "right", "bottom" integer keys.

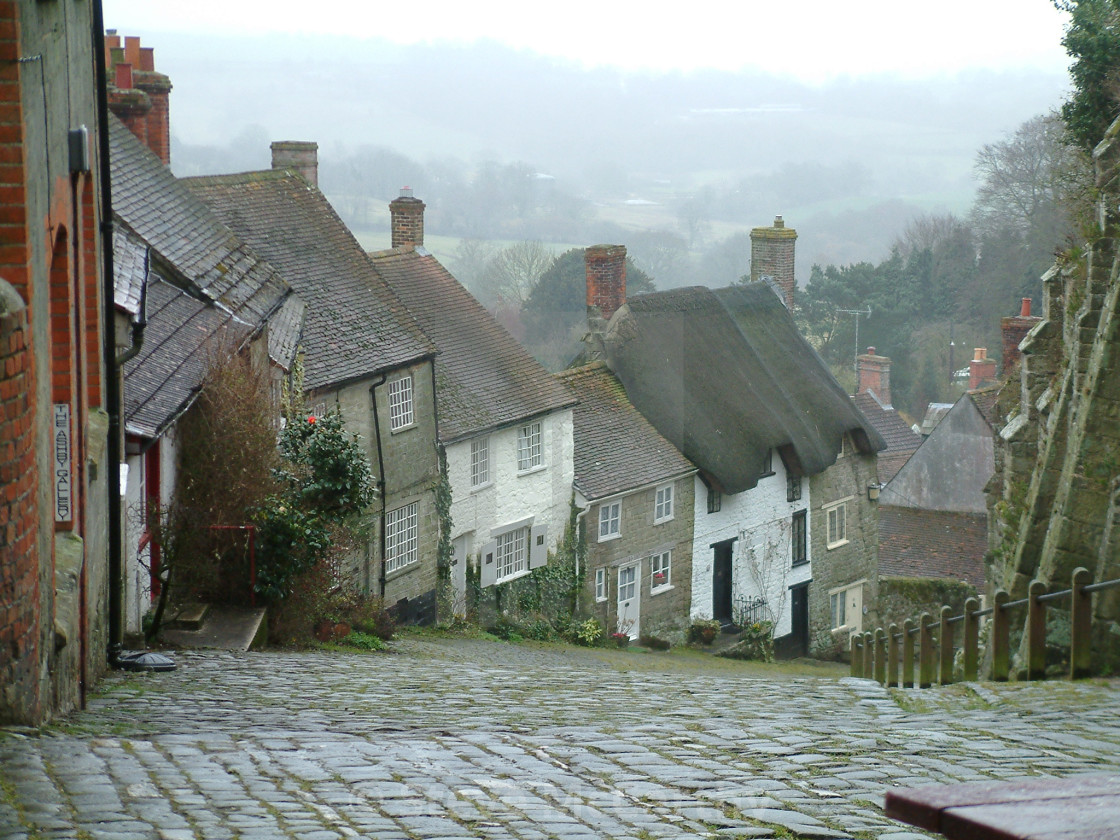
[
  {"left": 850, "top": 567, "right": 1120, "bottom": 686},
  {"left": 734, "top": 595, "right": 768, "bottom": 627}
]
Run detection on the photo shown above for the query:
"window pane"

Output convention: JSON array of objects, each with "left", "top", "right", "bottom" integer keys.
[
  {"left": 655, "top": 485, "right": 673, "bottom": 520},
  {"left": 517, "top": 422, "right": 542, "bottom": 471},
  {"left": 385, "top": 502, "right": 418, "bottom": 572},
  {"left": 495, "top": 527, "right": 527, "bottom": 582},
  {"left": 651, "top": 550, "right": 671, "bottom": 590},
  {"left": 470, "top": 437, "right": 489, "bottom": 487},
  {"left": 387, "top": 376, "right": 414, "bottom": 430}
]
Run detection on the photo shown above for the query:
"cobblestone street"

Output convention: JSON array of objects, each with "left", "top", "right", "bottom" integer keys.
[{"left": 3, "top": 636, "right": 1119, "bottom": 840}]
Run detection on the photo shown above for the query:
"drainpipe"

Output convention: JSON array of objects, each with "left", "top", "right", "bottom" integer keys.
[
  {"left": 369, "top": 374, "right": 388, "bottom": 598},
  {"left": 92, "top": 3, "right": 124, "bottom": 667}
]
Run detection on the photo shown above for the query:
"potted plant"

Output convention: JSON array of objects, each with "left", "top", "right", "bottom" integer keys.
[{"left": 610, "top": 631, "right": 630, "bottom": 648}]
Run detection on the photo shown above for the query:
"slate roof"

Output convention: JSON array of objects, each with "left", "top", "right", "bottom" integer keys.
[
  {"left": 113, "top": 224, "right": 147, "bottom": 316},
  {"left": 853, "top": 390, "right": 922, "bottom": 483},
  {"left": 109, "top": 117, "right": 290, "bottom": 334},
  {"left": 371, "top": 246, "right": 577, "bottom": 443},
  {"left": 969, "top": 386, "right": 1001, "bottom": 428},
  {"left": 184, "top": 170, "right": 435, "bottom": 392},
  {"left": 878, "top": 505, "right": 987, "bottom": 589},
  {"left": 123, "top": 277, "right": 252, "bottom": 439},
  {"left": 603, "top": 284, "right": 886, "bottom": 494},
  {"left": 557, "top": 363, "right": 695, "bottom": 501}
]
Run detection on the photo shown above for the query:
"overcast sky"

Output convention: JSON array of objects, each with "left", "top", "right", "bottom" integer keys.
[{"left": 102, "top": 0, "right": 1070, "bottom": 82}]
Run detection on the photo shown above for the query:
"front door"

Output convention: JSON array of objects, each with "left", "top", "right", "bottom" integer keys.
[
  {"left": 712, "top": 539, "right": 734, "bottom": 624},
  {"left": 617, "top": 562, "right": 640, "bottom": 639},
  {"left": 788, "top": 582, "right": 809, "bottom": 657}
]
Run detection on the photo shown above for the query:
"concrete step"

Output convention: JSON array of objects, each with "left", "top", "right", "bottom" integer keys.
[{"left": 160, "top": 604, "right": 268, "bottom": 652}]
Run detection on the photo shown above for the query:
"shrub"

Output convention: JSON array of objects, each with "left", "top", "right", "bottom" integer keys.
[
  {"left": 341, "top": 631, "right": 386, "bottom": 651},
  {"left": 688, "top": 618, "right": 722, "bottom": 645},
  {"left": 717, "top": 621, "right": 774, "bottom": 662},
  {"left": 639, "top": 634, "right": 671, "bottom": 651},
  {"left": 575, "top": 617, "right": 604, "bottom": 647}
]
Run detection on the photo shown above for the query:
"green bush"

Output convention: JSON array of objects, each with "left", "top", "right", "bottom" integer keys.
[
  {"left": 575, "top": 617, "right": 604, "bottom": 646},
  {"left": 688, "top": 618, "right": 721, "bottom": 645},
  {"left": 340, "top": 631, "right": 385, "bottom": 651}
]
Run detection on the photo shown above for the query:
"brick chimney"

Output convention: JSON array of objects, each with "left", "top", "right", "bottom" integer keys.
[
  {"left": 969, "top": 347, "right": 997, "bottom": 390},
  {"left": 271, "top": 141, "right": 319, "bottom": 188},
  {"left": 1000, "top": 298, "right": 1042, "bottom": 377},
  {"left": 586, "top": 244, "right": 627, "bottom": 321},
  {"left": 750, "top": 215, "right": 797, "bottom": 307},
  {"left": 856, "top": 346, "right": 892, "bottom": 407},
  {"left": 105, "top": 32, "right": 172, "bottom": 166},
  {"left": 389, "top": 188, "right": 425, "bottom": 249}
]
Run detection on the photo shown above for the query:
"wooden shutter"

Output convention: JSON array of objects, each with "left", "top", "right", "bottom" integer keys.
[
  {"left": 529, "top": 525, "right": 548, "bottom": 569},
  {"left": 480, "top": 540, "right": 497, "bottom": 588}
]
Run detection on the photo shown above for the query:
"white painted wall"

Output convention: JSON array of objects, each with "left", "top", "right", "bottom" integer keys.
[
  {"left": 447, "top": 408, "right": 574, "bottom": 562},
  {"left": 690, "top": 456, "right": 811, "bottom": 638}
]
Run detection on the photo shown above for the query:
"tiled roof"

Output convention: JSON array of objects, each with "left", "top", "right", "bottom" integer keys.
[
  {"left": 878, "top": 505, "right": 987, "bottom": 589},
  {"left": 113, "top": 224, "right": 147, "bottom": 316},
  {"left": 267, "top": 294, "right": 305, "bottom": 373},
  {"left": 109, "top": 117, "right": 290, "bottom": 333},
  {"left": 372, "top": 247, "right": 577, "bottom": 442},
  {"left": 968, "top": 386, "right": 1001, "bottom": 429},
  {"left": 184, "top": 170, "right": 435, "bottom": 392},
  {"left": 853, "top": 390, "right": 922, "bottom": 482},
  {"left": 123, "top": 277, "right": 252, "bottom": 439},
  {"left": 557, "top": 362, "right": 695, "bottom": 500},
  {"left": 604, "top": 284, "right": 886, "bottom": 494}
]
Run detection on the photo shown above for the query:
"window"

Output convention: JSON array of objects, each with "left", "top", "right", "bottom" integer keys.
[
  {"left": 385, "top": 502, "right": 418, "bottom": 572},
  {"left": 470, "top": 436, "right": 490, "bottom": 488},
  {"left": 387, "top": 376, "right": 414, "bottom": 431},
  {"left": 617, "top": 564, "right": 637, "bottom": 602},
  {"left": 517, "top": 422, "right": 542, "bottom": 472},
  {"left": 760, "top": 448, "right": 774, "bottom": 477},
  {"left": 829, "top": 581, "right": 864, "bottom": 632},
  {"left": 598, "top": 501, "right": 621, "bottom": 541},
  {"left": 595, "top": 568, "right": 608, "bottom": 602},
  {"left": 654, "top": 484, "right": 674, "bottom": 523},
  {"left": 650, "top": 550, "right": 671, "bottom": 592},
  {"left": 707, "top": 486, "right": 721, "bottom": 514},
  {"left": 826, "top": 501, "right": 848, "bottom": 548},
  {"left": 787, "top": 474, "right": 802, "bottom": 502},
  {"left": 495, "top": 526, "right": 528, "bottom": 582},
  {"left": 791, "top": 509, "right": 807, "bottom": 567}
]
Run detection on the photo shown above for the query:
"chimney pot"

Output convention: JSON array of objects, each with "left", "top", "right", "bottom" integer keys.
[
  {"left": 773, "top": 215, "right": 784, "bottom": 228},
  {"left": 270, "top": 140, "right": 319, "bottom": 188},
  {"left": 1020, "top": 297, "right": 1031, "bottom": 317},
  {"left": 400, "top": 186, "right": 413, "bottom": 198},
  {"left": 969, "top": 347, "right": 997, "bottom": 390},
  {"left": 139, "top": 47, "right": 155, "bottom": 72},
  {"left": 124, "top": 35, "right": 141, "bottom": 68},
  {"left": 114, "top": 62, "right": 133, "bottom": 90},
  {"left": 866, "top": 346, "right": 876, "bottom": 355}
]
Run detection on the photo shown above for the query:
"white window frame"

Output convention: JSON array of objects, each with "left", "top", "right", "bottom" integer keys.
[
  {"left": 387, "top": 375, "right": 414, "bottom": 431},
  {"left": 494, "top": 526, "right": 529, "bottom": 583},
  {"left": 650, "top": 550, "right": 672, "bottom": 593},
  {"left": 594, "top": 568, "right": 608, "bottom": 602},
  {"left": 598, "top": 501, "right": 621, "bottom": 542},
  {"left": 654, "top": 484, "right": 674, "bottom": 523},
  {"left": 825, "top": 499, "right": 849, "bottom": 549},
  {"left": 829, "top": 579, "right": 865, "bottom": 633},
  {"left": 470, "top": 436, "right": 490, "bottom": 489},
  {"left": 385, "top": 502, "right": 418, "bottom": 572},
  {"left": 517, "top": 421, "right": 543, "bottom": 473}
]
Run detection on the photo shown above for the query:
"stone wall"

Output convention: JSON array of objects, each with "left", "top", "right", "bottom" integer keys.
[
  {"left": 877, "top": 576, "right": 978, "bottom": 637},
  {"left": 988, "top": 114, "right": 1120, "bottom": 674}
]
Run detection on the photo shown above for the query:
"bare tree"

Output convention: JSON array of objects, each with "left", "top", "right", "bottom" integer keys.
[{"left": 479, "top": 240, "right": 556, "bottom": 308}]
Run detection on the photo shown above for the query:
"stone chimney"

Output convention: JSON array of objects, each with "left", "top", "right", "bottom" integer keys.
[
  {"left": 750, "top": 215, "right": 797, "bottom": 307},
  {"left": 105, "top": 32, "right": 172, "bottom": 166},
  {"left": 969, "top": 347, "right": 997, "bottom": 390},
  {"left": 389, "top": 187, "right": 425, "bottom": 249},
  {"left": 1000, "top": 298, "right": 1042, "bottom": 377},
  {"left": 271, "top": 141, "right": 319, "bottom": 188},
  {"left": 856, "top": 346, "right": 892, "bottom": 407}
]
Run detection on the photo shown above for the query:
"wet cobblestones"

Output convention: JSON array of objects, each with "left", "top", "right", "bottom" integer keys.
[{"left": 3, "top": 637, "right": 1119, "bottom": 839}]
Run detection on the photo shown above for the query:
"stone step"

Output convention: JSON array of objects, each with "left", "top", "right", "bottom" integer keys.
[{"left": 168, "top": 603, "right": 209, "bottom": 631}]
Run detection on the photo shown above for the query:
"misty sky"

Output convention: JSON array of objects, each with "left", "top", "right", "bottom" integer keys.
[{"left": 103, "top": 0, "right": 1069, "bottom": 82}]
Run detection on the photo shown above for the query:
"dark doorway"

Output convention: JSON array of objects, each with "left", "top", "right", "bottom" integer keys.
[
  {"left": 712, "top": 539, "right": 734, "bottom": 624},
  {"left": 776, "top": 581, "right": 810, "bottom": 658}
]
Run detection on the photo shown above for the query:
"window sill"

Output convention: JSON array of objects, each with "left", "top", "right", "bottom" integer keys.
[
  {"left": 594, "top": 596, "right": 608, "bottom": 604},
  {"left": 517, "top": 464, "right": 546, "bottom": 477},
  {"left": 826, "top": 539, "right": 850, "bottom": 551},
  {"left": 385, "top": 559, "right": 420, "bottom": 579},
  {"left": 470, "top": 481, "right": 493, "bottom": 494},
  {"left": 389, "top": 422, "right": 416, "bottom": 435},
  {"left": 653, "top": 515, "right": 674, "bottom": 525},
  {"left": 597, "top": 532, "right": 621, "bottom": 544},
  {"left": 791, "top": 560, "right": 809, "bottom": 568},
  {"left": 495, "top": 568, "right": 531, "bottom": 586},
  {"left": 651, "top": 584, "right": 674, "bottom": 596},
  {"left": 831, "top": 624, "right": 858, "bottom": 635}
]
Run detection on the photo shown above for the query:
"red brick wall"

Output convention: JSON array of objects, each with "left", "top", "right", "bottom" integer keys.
[
  {"left": 390, "top": 194, "right": 425, "bottom": 249},
  {"left": 585, "top": 244, "right": 627, "bottom": 320},
  {"left": 0, "top": 290, "right": 41, "bottom": 723}
]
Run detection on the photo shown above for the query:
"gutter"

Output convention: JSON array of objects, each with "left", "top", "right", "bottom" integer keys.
[
  {"left": 368, "top": 374, "right": 388, "bottom": 598},
  {"left": 92, "top": 3, "right": 124, "bottom": 667}
]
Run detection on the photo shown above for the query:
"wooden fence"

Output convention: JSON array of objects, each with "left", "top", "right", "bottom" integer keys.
[{"left": 850, "top": 567, "right": 1120, "bottom": 686}]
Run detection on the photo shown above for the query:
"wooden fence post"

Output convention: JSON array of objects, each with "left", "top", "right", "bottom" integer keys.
[
  {"left": 962, "top": 596, "right": 980, "bottom": 681},
  {"left": 992, "top": 590, "right": 1010, "bottom": 682},
  {"left": 875, "top": 628, "right": 887, "bottom": 685},
  {"left": 902, "top": 618, "right": 915, "bottom": 688},
  {"left": 850, "top": 633, "right": 862, "bottom": 678},
  {"left": 863, "top": 631, "right": 873, "bottom": 680},
  {"left": 1026, "top": 579, "right": 1048, "bottom": 680},
  {"left": 918, "top": 612, "right": 935, "bottom": 689},
  {"left": 887, "top": 623, "right": 900, "bottom": 688},
  {"left": 1071, "top": 567, "right": 1093, "bottom": 680},
  {"left": 939, "top": 605, "right": 954, "bottom": 685}
]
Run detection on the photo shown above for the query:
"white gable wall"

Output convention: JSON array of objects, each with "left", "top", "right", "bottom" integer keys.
[
  {"left": 690, "top": 456, "right": 811, "bottom": 638},
  {"left": 447, "top": 408, "right": 574, "bottom": 563}
]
